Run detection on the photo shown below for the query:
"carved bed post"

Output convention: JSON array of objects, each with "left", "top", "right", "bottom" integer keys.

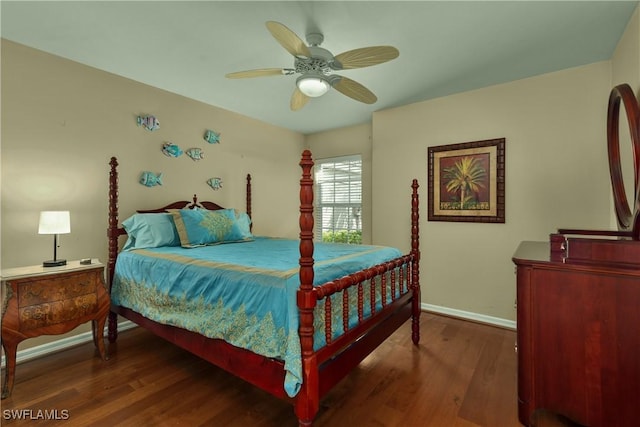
[
  {"left": 246, "top": 174, "right": 252, "bottom": 231},
  {"left": 107, "top": 157, "right": 119, "bottom": 343},
  {"left": 295, "top": 150, "right": 319, "bottom": 426},
  {"left": 410, "top": 179, "right": 421, "bottom": 345}
]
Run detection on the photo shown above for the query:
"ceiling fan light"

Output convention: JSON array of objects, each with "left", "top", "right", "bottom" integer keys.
[{"left": 296, "top": 75, "right": 330, "bottom": 97}]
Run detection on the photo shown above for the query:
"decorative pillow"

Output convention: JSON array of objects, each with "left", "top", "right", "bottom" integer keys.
[
  {"left": 169, "top": 208, "right": 253, "bottom": 248},
  {"left": 122, "top": 213, "right": 181, "bottom": 250}
]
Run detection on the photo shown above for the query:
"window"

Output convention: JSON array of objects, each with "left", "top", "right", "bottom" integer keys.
[{"left": 314, "top": 155, "right": 362, "bottom": 244}]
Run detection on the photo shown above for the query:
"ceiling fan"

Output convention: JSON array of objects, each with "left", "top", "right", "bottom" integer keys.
[{"left": 225, "top": 21, "right": 399, "bottom": 111}]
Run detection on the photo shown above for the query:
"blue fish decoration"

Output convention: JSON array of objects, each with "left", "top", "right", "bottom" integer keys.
[
  {"left": 204, "top": 130, "right": 220, "bottom": 144},
  {"left": 137, "top": 115, "right": 160, "bottom": 131},
  {"left": 140, "top": 171, "right": 163, "bottom": 187},
  {"left": 186, "top": 147, "right": 204, "bottom": 161},
  {"left": 162, "top": 142, "right": 183, "bottom": 158},
  {"left": 207, "top": 177, "right": 223, "bottom": 190}
]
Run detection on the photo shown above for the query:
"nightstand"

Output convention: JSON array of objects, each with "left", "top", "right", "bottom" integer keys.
[{"left": 1, "top": 259, "right": 110, "bottom": 399}]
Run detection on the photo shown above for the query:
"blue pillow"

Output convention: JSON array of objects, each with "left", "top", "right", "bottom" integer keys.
[
  {"left": 122, "top": 213, "right": 181, "bottom": 250},
  {"left": 170, "top": 208, "right": 253, "bottom": 248}
]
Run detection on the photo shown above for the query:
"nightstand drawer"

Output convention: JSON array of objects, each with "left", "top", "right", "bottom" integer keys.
[
  {"left": 17, "top": 271, "right": 98, "bottom": 307},
  {"left": 19, "top": 293, "right": 99, "bottom": 330}
]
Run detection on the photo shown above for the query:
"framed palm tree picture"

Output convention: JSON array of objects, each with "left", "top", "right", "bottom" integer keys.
[{"left": 427, "top": 138, "right": 505, "bottom": 223}]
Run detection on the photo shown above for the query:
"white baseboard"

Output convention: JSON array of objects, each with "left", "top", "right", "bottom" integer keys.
[
  {"left": 422, "top": 303, "right": 516, "bottom": 330},
  {"left": 1, "top": 321, "right": 137, "bottom": 368},
  {"left": 2, "top": 306, "right": 514, "bottom": 368}
]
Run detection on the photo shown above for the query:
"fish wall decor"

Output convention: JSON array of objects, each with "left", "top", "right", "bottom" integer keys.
[
  {"left": 204, "top": 130, "right": 220, "bottom": 144},
  {"left": 140, "top": 171, "right": 163, "bottom": 187},
  {"left": 186, "top": 147, "right": 204, "bottom": 161},
  {"left": 207, "top": 177, "right": 223, "bottom": 190},
  {"left": 137, "top": 115, "right": 160, "bottom": 131},
  {"left": 162, "top": 142, "right": 183, "bottom": 158}
]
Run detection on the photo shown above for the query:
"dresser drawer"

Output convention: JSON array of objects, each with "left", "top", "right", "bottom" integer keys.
[
  {"left": 18, "top": 293, "right": 99, "bottom": 330},
  {"left": 17, "top": 271, "right": 98, "bottom": 307}
]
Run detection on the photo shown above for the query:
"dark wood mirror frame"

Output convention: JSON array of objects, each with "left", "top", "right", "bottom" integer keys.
[{"left": 607, "top": 83, "right": 640, "bottom": 239}]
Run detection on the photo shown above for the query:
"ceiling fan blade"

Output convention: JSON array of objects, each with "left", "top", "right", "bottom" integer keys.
[
  {"left": 291, "top": 87, "right": 310, "bottom": 111},
  {"left": 225, "top": 68, "right": 289, "bottom": 79},
  {"left": 334, "top": 46, "right": 399, "bottom": 70},
  {"left": 266, "top": 21, "right": 311, "bottom": 59},
  {"left": 332, "top": 76, "right": 377, "bottom": 104}
]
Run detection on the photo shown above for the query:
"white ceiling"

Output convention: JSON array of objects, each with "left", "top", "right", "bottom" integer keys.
[{"left": 2, "top": 1, "right": 638, "bottom": 134}]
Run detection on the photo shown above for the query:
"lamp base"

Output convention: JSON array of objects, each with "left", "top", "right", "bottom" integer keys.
[{"left": 43, "top": 259, "right": 67, "bottom": 267}]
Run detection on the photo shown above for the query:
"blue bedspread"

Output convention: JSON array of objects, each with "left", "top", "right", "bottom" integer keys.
[{"left": 111, "top": 236, "right": 402, "bottom": 397}]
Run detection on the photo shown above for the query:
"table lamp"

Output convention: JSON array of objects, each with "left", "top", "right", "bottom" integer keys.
[{"left": 39, "top": 211, "right": 71, "bottom": 267}]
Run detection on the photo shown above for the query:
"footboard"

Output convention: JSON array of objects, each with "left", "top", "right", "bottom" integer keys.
[{"left": 313, "top": 254, "right": 416, "bottom": 361}]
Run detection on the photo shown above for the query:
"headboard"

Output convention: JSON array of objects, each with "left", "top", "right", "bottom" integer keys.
[
  {"left": 107, "top": 156, "right": 252, "bottom": 283},
  {"left": 136, "top": 195, "right": 225, "bottom": 213}
]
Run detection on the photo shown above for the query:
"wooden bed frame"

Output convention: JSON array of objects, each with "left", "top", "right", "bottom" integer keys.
[{"left": 106, "top": 149, "right": 421, "bottom": 426}]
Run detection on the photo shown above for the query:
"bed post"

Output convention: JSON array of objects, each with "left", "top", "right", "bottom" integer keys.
[
  {"left": 107, "top": 157, "right": 119, "bottom": 343},
  {"left": 411, "top": 179, "right": 421, "bottom": 345},
  {"left": 295, "top": 150, "right": 319, "bottom": 427},
  {"left": 246, "top": 173, "right": 252, "bottom": 231}
]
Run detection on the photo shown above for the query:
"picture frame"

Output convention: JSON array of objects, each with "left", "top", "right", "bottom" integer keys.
[{"left": 427, "top": 138, "right": 505, "bottom": 223}]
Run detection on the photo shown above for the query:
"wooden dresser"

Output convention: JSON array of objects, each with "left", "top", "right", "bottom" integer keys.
[
  {"left": 511, "top": 82, "right": 640, "bottom": 427},
  {"left": 513, "top": 239, "right": 640, "bottom": 426},
  {"left": 1, "top": 260, "right": 110, "bottom": 398}
]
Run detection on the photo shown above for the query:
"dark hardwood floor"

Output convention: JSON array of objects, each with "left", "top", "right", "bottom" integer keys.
[{"left": 1, "top": 313, "right": 520, "bottom": 426}]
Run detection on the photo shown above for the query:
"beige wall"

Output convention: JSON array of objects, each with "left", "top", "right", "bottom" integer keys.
[
  {"left": 372, "top": 62, "right": 612, "bottom": 322},
  {"left": 1, "top": 40, "right": 304, "bottom": 349},
  {"left": 1, "top": 40, "right": 305, "bottom": 271}
]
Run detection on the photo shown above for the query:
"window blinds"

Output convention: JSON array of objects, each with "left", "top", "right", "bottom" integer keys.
[{"left": 314, "top": 155, "right": 362, "bottom": 243}]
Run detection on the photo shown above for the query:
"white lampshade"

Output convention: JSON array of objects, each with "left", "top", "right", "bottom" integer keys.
[
  {"left": 297, "top": 75, "right": 330, "bottom": 97},
  {"left": 38, "top": 211, "right": 71, "bottom": 234}
]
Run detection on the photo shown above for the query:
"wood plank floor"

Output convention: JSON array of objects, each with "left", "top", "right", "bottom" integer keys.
[{"left": 1, "top": 313, "right": 521, "bottom": 426}]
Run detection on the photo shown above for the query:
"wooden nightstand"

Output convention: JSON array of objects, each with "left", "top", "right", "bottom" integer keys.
[{"left": 1, "top": 259, "right": 110, "bottom": 399}]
